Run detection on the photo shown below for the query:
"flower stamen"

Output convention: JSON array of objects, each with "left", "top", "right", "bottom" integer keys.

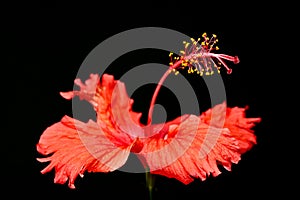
[
  {"left": 169, "top": 33, "right": 239, "bottom": 75},
  {"left": 147, "top": 33, "right": 240, "bottom": 125}
]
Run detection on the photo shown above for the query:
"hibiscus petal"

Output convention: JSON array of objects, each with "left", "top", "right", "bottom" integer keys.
[
  {"left": 103, "top": 75, "right": 144, "bottom": 138},
  {"left": 60, "top": 73, "right": 144, "bottom": 138},
  {"left": 140, "top": 103, "right": 261, "bottom": 185},
  {"left": 37, "top": 74, "right": 148, "bottom": 188},
  {"left": 37, "top": 115, "right": 134, "bottom": 189},
  {"left": 201, "top": 102, "right": 261, "bottom": 153},
  {"left": 60, "top": 73, "right": 99, "bottom": 106}
]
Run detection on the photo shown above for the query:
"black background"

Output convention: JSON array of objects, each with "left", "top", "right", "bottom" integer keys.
[{"left": 3, "top": 1, "right": 293, "bottom": 199}]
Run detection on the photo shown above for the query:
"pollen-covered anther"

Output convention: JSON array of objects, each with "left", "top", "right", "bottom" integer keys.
[
  {"left": 185, "top": 42, "right": 190, "bottom": 48},
  {"left": 181, "top": 62, "right": 188, "bottom": 67}
]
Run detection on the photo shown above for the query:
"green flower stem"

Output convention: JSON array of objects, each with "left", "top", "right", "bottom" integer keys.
[{"left": 145, "top": 171, "right": 155, "bottom": 200}]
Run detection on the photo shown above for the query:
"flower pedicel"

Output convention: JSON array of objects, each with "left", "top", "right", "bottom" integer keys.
[{"left": 36, "top": 33, "right": 261, "bottom": 189}]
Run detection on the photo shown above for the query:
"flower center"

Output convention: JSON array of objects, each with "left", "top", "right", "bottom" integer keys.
[{"left": 131, "top": 138, "right": 144, "bottom": 153}]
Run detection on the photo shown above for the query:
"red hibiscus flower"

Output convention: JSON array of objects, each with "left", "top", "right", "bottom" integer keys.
[{"left": 36, "top": 33, "right": 261, "bottom": 190}]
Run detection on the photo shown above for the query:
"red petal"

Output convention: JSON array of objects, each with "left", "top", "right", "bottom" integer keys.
[
  {"left": 37, "top": 115, "right": 133, "bottom": 189},
  {"left": 60, "top": 74, "right": 144, "bottom": 139},
  {"left": 140, "top": 103, "right": 261, "bottom": 185},
  {"left": 60, "top": 73, "right": 99, "bottom": 106},
  {"left": 37, "top": 74, "right": 146, "bottom": 188},
  {"left": 99, "top": 75, "right": 144, "bottom": 138},
  {"left": 201, "top": 102, "right": 261, "bottom": 153}
]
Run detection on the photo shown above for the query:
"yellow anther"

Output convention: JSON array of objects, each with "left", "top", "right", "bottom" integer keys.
[
  {"left": 185, "top": 42, "right": 190, "bottom": 48},
  {"left": 169, "top": 62, "right": 173, "bottom": 65},
  {"left": 210, "top": 71, "right": 214, "bottom": 75},
  {"left": 216, "top": 46, "right": 219, "bottom": 50},
  {"left": 191, "top": 38, "right": 195, "bottom": 42},
  {"left": 175, "top": 71, "right": 179, "bottom": 75},
  {"left": 183, "top": 41, "right": 186, "bottom": 44},
  {"left": 205, "top": 71, "right": 210, "bottom": 76},
  {"left": 196, "top": 54, "right": 202, "bottom": 58},
  {"left": 202, "top": 32, "right": 207, "bottom": 37},
  {"left": 201, "top": 41, "right": 205, "bottom": 46},
  {"left": 212, "top": 34, "right": 217, "bottom": 38},
  {"left": 169, "top": 52, "right": 173, "bottom": 57},
  {"left": 180, "top": 50, "right": 185, "bottom": 54}
]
